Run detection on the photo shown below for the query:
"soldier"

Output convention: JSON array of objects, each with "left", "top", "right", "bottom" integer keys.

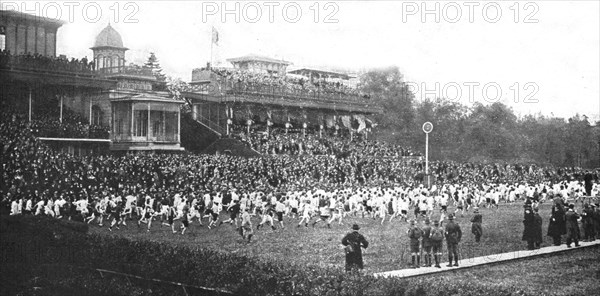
[
  {"left": 421, "top": 218, "right": 433, "bottom": 267},
  {"left": 341, "top": 224, "right": 369, "bottom": 272},
  {"left": 470, "top": 207, "right": 483, "bottom": 242},
  {"left": 429, "top": 220, "right": 444, "bottom": 268},
  {"left": 581, "top": 203, "right": 595, "bottom": 241},
  {"left": 565, "top": 203, "right": 581, "bottom": 247},
  {"left": 407, "top": 219, "right": 422, "bottom": 268},
  {"left": 445, "top": 214, "right": 462, "bottom": 267}
]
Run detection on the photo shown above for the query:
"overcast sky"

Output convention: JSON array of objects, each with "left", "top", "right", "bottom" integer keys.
[{"left": 4, "top": 1, "right": 599, "bottom": 121}]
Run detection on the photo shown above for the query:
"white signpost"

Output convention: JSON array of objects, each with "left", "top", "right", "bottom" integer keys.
[{"left": 422, "top": 122, "right": 433, "bottom": 187}]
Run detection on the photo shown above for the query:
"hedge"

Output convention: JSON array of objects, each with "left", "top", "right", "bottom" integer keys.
[{"left": 0, "top": 215, "right": 534, "bottom": 296}]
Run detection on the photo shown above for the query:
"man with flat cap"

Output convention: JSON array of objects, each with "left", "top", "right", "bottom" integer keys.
[
  {"left": 445, "top": 214, "right": 462, "bottom": 267},
  {"left": 341, "top": 224, "right": 369, "bottom": 272}
]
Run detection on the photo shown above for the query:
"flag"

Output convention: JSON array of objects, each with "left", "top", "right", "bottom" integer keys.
[
  {"left": 341, "top": 115, "right": 351, "bottom": 129},
  {"left": 212, "top": 27, "right": 219, "bottom": 45},
  {"left": 355, "top": 115, "right": 367, "bottom": 132}
]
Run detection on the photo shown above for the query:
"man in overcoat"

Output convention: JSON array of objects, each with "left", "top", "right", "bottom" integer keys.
[
  {"left": 341, "top": 224, "right": 369, "bottom": 271},
  {"left": 547, "top": 197, "right": 566, "bottom": 246},
  {"left": 565, "top": 203, "right": 581, "bottom": 247}
]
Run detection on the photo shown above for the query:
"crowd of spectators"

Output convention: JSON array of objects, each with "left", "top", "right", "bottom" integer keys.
[
  {"left": 1, "top": 100, "right": 109, "bottom": 139},
  {"left": 30, "top": 114, "right": 109, "bottom": 139},
  {"left": 0, "top": 49, "right": 94, "bottom": 73},
  {"left": 2, "top": 106, "right": 599, "bottom": 223},
  {"left": 231, "top": 124, "right": 419, "bottom": 158},
  {"left": 209, "top": 67, "right": 369, "bottom": 103}
]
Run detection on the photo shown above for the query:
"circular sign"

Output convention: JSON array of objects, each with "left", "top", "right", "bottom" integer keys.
[{"left": 422, "top": 122, "right": 433, "bottom": 134}]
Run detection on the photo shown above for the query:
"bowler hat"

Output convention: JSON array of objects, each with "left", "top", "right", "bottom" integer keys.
[{"left": 351, "top": 224, "right": 360, "bottom": 231}]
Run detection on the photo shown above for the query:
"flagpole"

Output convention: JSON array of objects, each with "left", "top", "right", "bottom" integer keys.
[{"left": 210, "top": 30, "right": 213, "bottom": 68}]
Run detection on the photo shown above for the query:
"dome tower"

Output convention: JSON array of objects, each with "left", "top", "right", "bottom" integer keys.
[{"left": 90, "top": 24, "right": 128, "bottom": 73}]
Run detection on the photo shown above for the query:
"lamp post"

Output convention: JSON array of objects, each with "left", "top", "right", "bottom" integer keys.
[
  {"left": 302, "top": 122, "right": 307, "bottom": 137},
  {"left": 246, "top": 119, "right": 252, "bottom": 135},
  {"left": 422, "top": 122, "right": 433, "bottom": 188}
]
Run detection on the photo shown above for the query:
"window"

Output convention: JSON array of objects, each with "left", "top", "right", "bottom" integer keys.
[
  {"left": 153, "top": 120, "right": 161, "bottom": 138},
  {"left": 134, "top": 110, "right": 148, "bottom": 137},
  {"left": 116, "top": 119, "right": 123, "bottom": 136},
  {"left": 91, "top": 105, "right": 102, "bottom": 126}
]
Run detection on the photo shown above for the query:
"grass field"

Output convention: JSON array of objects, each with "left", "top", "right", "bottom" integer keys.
[
  {"left": 90, "top": 201, "right": 576, "bottom": 274},
  {"left": 420, "top": 246, "right": 600, "bottom": 296}
]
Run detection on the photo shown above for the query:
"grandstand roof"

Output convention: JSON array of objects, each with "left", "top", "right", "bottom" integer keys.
[
  {"left": 0, "top": 9, "right": 66, "bottom": 27},
  {"left": 227, "top": 54, "right": 291, "bottom": 65}
]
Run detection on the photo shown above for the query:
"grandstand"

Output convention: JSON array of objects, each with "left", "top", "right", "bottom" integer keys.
[
  {"left": 1, "top": 9, "right": 389, "bottom": 156},
  {"left": 184, "top": 56, "right": 383, "bottom": 154},
  {"left": 0, "top": 10, "right": 183, "bottom": 153}
]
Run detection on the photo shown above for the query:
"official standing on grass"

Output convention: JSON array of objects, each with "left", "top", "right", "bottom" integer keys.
[
  {"left": 532, "top": 207, "right": 543, "bottom": 249},
  {"left": 522, "top": 204, "right": 537, "bottom": 250},
  {"left": 547, "top": 197, "right": 566, "bottom": 246},
  {"left": 565, "top": 203, "right": 581, "bottom": 247},
  {"left": 470, "top": 207, "right": 482, "bottom": 242},
  {"left": 407, "top": 219, "right": 422, "bottom": 268},
  {"left": 341, "top": 224, "right": 369, "bottom": 272},
  {"left": 429, "top": 220, "right": 444, "bottom": 268},
  {"left": 444, "top": 214, "right": 462, "bottom": 267}
]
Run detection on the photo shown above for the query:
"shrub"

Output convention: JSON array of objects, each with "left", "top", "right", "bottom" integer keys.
[{"left": 1, "top": 215, "right": 538, "bottom": 296}]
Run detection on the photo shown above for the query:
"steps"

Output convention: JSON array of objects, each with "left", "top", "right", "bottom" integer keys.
[{"left": 180, "top": 113, "right": 220, "bottom": 153}]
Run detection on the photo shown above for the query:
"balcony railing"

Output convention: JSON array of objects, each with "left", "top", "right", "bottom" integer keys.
[
  {"left": 0, "top": 52, "right": 96, "bottom": 76},
  {"left": 0, "top": 53, "right": 156, "bottom": 80},
  {"left": 96, "top": 66, "right": 155, "bottom": 77},
  {"left": 225, "top": 83, "right": 371, "bottom": 104}
]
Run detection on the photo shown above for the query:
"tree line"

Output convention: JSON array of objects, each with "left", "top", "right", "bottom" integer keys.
[{"left": 360, "top": 66, "right": 600, "bottom": 168}]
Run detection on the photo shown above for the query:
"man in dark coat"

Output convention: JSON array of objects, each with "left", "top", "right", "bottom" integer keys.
[
  {"left": 445, "top": 214, "right": 462, "bottom": 267},
  {"left": 547, "top": 197, "right": 567, "bottom": 246},
  {"left": 565, "top": 204, "right": 580, "bottom": 248},
  {"left": 583, "top": 171, "right": 593, "bottom": 196},
  {"left": 565, "top": 204, "right": 581, "bottom": 247},
  {"left": 532, "top": 207, "right": 543, "bottom": 249},
  {"left": 522, "top": 204, "right": 537, "bottom": 250},
  {"left": 341, "top": 224, "right": 369, "bottom": 271},
  {"left": 470, "top": 207, "right": 483, "bottom": 242},
  {"left": 581, "top": 203, "right": 595, "bottom": 241}
]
